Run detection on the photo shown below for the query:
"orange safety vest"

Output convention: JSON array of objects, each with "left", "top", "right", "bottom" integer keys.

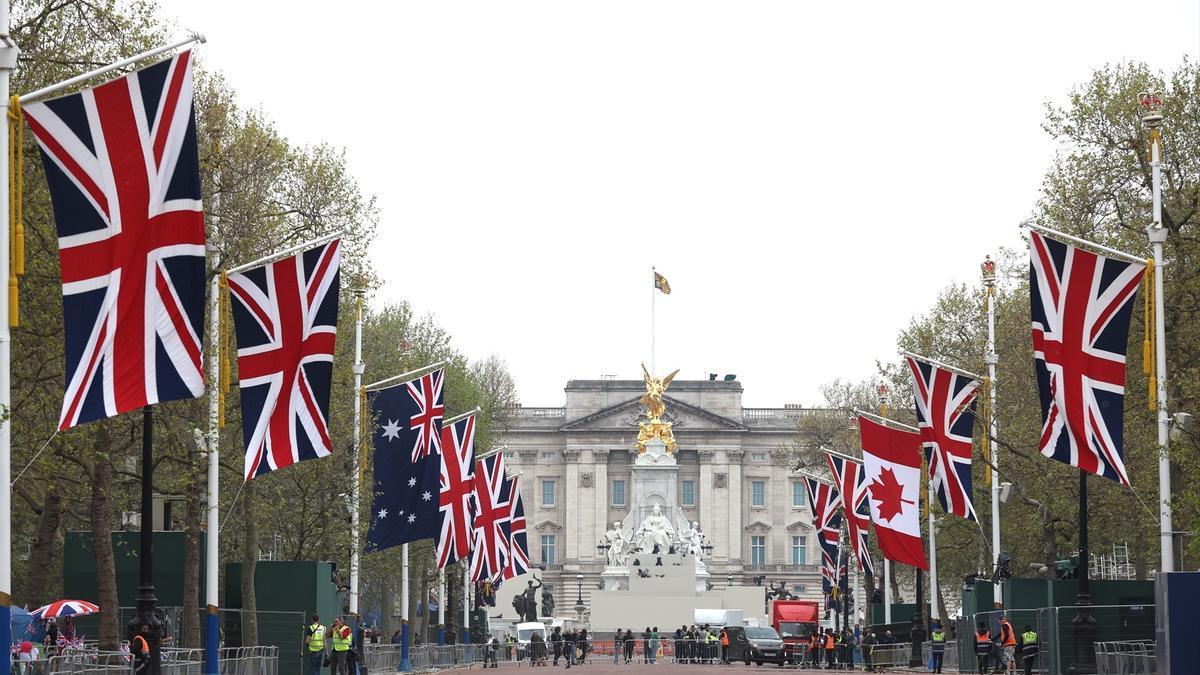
[
  {"left": 1000, "top": 622, "right": 1016, "bottom": 646},
  {"left": 824, "top": 635, "right": 834, "bottom": 650},
  {"left": 720, "top": 632, "right": 729, "bottom": 647},
  {"left": 976, "top": 631, "right": 990, "bottom": 643},
  {"left": 133, "top": 635, "right": 149, "bottom": 655}
]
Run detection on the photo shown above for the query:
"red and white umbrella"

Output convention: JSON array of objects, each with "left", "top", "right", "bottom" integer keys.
[{"left": 30, "top": 600, "right": 99, "bottom": 619}]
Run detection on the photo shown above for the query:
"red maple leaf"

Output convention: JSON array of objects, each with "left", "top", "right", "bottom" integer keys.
[{"left": 869, "top": 467, "right": 915, "bottom": 522}]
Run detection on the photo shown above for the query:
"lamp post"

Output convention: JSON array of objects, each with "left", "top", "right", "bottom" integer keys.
[
  {"left": 1140, "top": 90, "right": 1174, "bottom": 574},
  {"left": 574, "top": 574, "right": 585, "bottom": 621}
]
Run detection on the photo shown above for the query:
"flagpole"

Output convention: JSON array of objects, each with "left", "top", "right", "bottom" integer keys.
[
  {"left": 982, "top": 256, "right": 1002, "bottom": 607},
  {"left": 400, "top": 543, "right": 411, "bottom": 671},
  {"left": 462, "top": 563, "right": 470, "bottom": 644},
  {"left": 927, "top": 475, "right": 937, "bottom": 629},
  {"left": 0, "top": 2, "right": 17, "bottom": 658},
  {"left": 875, "top": 389, "right": 891, "bottom": 627},
  {"left": 18, "top": 34, "right": 205, "bottom": 104},
  {"left": 203, "top": 173, "right": 222, "bottom": 675},
  {"left": 1140, "top": 93, "right": 1174, "bottom": 573},
  {"left": 437, "top": 569, "right": 446, "bottom": 645},
  {"left": 350, "top": 290, "right": 364, "bottom": 657},
  {"left": 225, "top": 231, "right": 343, "bottom": 275},
  {"left": 650, "top": 266, "right": 656, "bottom": 374}
]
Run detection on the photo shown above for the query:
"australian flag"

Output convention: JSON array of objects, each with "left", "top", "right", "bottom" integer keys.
[{"left": 366, "top": 370, "right": 445, "bottom": 551}]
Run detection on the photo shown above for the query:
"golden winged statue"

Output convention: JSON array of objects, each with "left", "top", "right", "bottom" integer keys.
[{"left": 637, "top": 363, "right": 680, "bottom": 454}]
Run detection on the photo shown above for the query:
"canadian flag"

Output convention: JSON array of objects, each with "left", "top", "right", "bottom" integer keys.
[{"left": 858, "top": 415, "right": 928, "bottom": 570}]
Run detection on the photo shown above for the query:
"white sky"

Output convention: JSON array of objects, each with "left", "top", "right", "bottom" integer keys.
[{"left": 168, "top": 0, "right": 1198, "bottom": 407}]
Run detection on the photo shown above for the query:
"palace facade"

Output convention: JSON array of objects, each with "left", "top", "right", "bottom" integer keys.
[{"left": 498, "top": 377, "right": 863, "bottom": 619}]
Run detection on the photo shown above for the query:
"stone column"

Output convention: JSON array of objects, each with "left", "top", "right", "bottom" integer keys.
[
  {"left": 698, "top": 450, "right": 717, "bottom": 561},
  {"left": 726, "top": 449, "right": 745, "bottom": 562},
  {"left": 564, "top": 449, "right": 581, "bottom": 563},
  {"left": 589, "top": 449, "right": 609, "bottom": 565}
]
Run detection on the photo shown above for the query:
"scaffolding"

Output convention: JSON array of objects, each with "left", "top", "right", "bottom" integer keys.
[{"left": 1090, "top": 542, "right": 1136, "bottom": 580}]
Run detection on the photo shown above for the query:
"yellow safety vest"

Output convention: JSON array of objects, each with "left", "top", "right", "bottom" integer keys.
[
  {"left": 1022, "top": 632, "right": 1038, "bottom": 648},
  {"left": 932, "top": 631, "right": 945, "bottom": 643},
  {"left": 331, "top": 625, "right": 352, "bottom": 652},
  {"left": 308, "top": 624, "right": 327, "bottom": 651}
]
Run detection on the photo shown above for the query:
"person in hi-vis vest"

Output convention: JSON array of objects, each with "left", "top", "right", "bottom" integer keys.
[
  {"left": 304, "top": 614, "right": 327, "bottom": 675},
  {"left": 329, "top": 617, "right": 352, "bottom": 675}
]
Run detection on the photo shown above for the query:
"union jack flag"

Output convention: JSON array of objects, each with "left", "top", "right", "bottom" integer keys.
[
  {"left": 469, "top": 452, "right": 512, "bottom": 582},
  {"left": 22, "top": 51, "right": 206, "bottom": 430},
  {"left": 906, "top": 356, "right": 980, "bottom": 521},
  {"left": 406, "top": 368, "right": 445, "bottom": 460},
  {"left": 1030, "top": 230, "right": 1145, "bottom": 484},
  {"left": 803, "top": 476, "right": 842, "bottom": 596},
  {"left": 228, "top": 239, "right": 341, "bottom": 480},
  {"left": 824, "top": 451, "right": 875, "bottom": 577},
  {"left": 503, "top": 477, "right": 530, "bottom": 580},
  {"left": 437, "top": 414, "right": 477, "bottom": 569}
]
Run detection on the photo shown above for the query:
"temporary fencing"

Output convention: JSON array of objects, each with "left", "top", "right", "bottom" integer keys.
[
  {"left": 1094, "top": 640, "right": 1155, "bottom": 675},
  {"left": 960, "top": 603, "right": 1154, "bottom": 675}
]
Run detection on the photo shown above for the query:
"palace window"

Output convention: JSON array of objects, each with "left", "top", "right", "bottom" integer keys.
[
  {"left": 792, "top": 481, "right": 806, "bottom": 508},
  {"left": 541, "top": 452, "right": 555, "bottom": 460},
  {"left": 751, "top": 480, "right": 766, "bottom": 508},
  {"left": 541, "top": 480, "right": 556, "bottom": 506},
  {"left": 751, "top": 452, "right": 768, "bottom": 462},
  {"left": 750, "top": 536, "right": 766, "bottom": 565},
  {"left": 612, "top": 479, "right": 626, "bottom": 506},
  {"left": 791, "top": 536, "right": 807, "bottom": 565},
  {"left": 540, "top": 535, "right": 556, "bottom": 565},
  {"left": 681, "top": 480, "right": 695, "bottom": 506}
]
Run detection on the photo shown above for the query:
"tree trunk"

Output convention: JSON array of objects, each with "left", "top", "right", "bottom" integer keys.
[
  {"left": 407, "top": 577, "right": 418, "bottom": 641},
  {"left": 241, "top": 480, "right": 259, "bottom": 646},
  {"left": 24, "top": 481, "right": 62, "bottom": 608},
  {"left": 936, "top": 584, "right": 950, "bottom": 630},
  {"left": 415, "top": 572, "right": 429, "bottom": 643},
  {"left": 380, "top": 580, "right": 394, "bottom": 644},
  {"left": 182, "top": 468, "right": 203, "bottom": 647},
  {"left": 91, "top": 426, "right": 120, "bottom": 651}
]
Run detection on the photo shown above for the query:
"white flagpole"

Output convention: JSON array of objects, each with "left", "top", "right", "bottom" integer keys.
[
  {"left": 462, "top": 563, "right": 471, "bottom": 643},
  {"left": 203, "top": 173, "right": 222, "bottom": 675},
  {"left": 1141, "top": 94, "right": 1174, "bottom": 573},
  {"left": 875, "top": 391, "right": 892, "bottom": 627},
  {"left": 18, "top": 34, "right": 204, "bottom": 104},
  {"left": 650, "top": 266, "right": 656, "bottom": 374},
  {"left": 350, "top": 291, "right": 364, "bottom": 639},
  {"left": 983, "top": 257, "right": 1002, "bottom": 605},
  {"left": 0, "top": 3, "right": 17, "bottom": 656},
  {"left": 400, "top": 543, "right": 411, "bottom": 671},
  {"left": 928, "top": 476, "right": 938, "bottom": 626},
  {"left": 437, "top": 569, "right": 446, "bottom": 645}
]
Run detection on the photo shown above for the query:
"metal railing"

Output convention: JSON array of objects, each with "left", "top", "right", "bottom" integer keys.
[
  {"left": 921, "top": 640, "right": 960, "bottom": 672},
  {"left": 1095, "top": 640, "right": 1155, "bottom": 675},
  {"left": 862, "top": 642, "right": 911, "bottom": 669}
]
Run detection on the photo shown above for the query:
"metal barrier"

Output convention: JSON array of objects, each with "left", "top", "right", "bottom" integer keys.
[
  {"left": 217, "top": 646, "right": 278, "bottom": 675},
  {"left": 1094, "top": 640, "right": 1155, "bottom": 675},
  {"left": 864, "top": 642, "right": 911, "bottom": 669},
  {"left": 921, "top": 641, "right": 960, "bottom": 672},
  {"left": 40, "top": 645, "right": 277, "bottom": 675}
]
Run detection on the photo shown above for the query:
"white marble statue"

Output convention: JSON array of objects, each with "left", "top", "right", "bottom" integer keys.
[
  {"left": 682, "top": 521, "right": 706, "bottom": 561},
  {"left": 635, "top": 504, "right": 676, "bottom": 553},
  {"left": 605, "top": 521, "right": 632, "bottom": 567}
]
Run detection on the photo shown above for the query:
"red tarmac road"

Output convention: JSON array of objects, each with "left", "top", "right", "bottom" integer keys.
[{"left": 482, "top": 663, "right": 913, "bottom": 674}]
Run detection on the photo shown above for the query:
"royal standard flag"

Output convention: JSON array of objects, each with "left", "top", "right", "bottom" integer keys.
[{"left": 654, "top": 271, "right": 671, "bottom": 295}]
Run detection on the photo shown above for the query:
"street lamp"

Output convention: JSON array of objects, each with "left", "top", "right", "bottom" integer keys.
[{"left": 574, "top": 574, "right": 585, "bottom": 619}]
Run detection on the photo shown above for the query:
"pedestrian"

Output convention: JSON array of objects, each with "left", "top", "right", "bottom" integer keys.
[
  {"left": 642, "top": 627, "right": 651, "bottom": 663},
  {"left": 998, "top": 615, "right": 1017, "bottom": 675},
  {"left": 1018, "top": 625, "right": 1038, "bottom": 675},
  {"left": 650, "top": 627, "right": 659, "bottom": 664},
  {"left": 974, "top": 622, "right": 992, "bottom": 675},
  {"left": 303, "top": 614, "right": 327, "bottom": 675},
  {"left": 824, "top": 629, "right": 836, "bottom": 670},
  {"left": 624, "top": 627, "right": 636, "bottom": 664},
  {"left": 552, "top": 627, "right": 563, "bottom": 665},
  {"left": 328, "top": 617, "right": 352, "bottom": 675},
  {"left": 579, "top": 628, "right": 590, "bottom": 664},
  {"left": 718, "top": 627, "right": 729, "bottom": 664},
  {"left": 930, "top": 620, "right": 946, "bottom": 674},
  {"left": 862, "top": 631, "right": 877, "bottom": 673}
]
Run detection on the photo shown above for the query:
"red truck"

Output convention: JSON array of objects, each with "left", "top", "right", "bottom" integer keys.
[{"left": 769, "top": 599, "right": 820, "bottom": 664}]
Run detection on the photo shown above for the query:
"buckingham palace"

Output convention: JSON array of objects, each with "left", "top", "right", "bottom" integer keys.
[{"left": 496, "top": 375, "right": 863, "bottom": 620}]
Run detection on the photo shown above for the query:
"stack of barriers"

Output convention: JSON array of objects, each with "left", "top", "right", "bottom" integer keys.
[{"left": 1094, "top": 640, "right": 1155, "bottom": 675}]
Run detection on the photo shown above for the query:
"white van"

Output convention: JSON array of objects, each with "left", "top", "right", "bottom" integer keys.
[{"left": 515, "top": 621, "right": 548, "bottom": 655}]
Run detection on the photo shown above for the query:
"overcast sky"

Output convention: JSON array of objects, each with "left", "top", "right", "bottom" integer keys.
[{"left": 169, "top": 1, "right": 1197, "bottom": 407}]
